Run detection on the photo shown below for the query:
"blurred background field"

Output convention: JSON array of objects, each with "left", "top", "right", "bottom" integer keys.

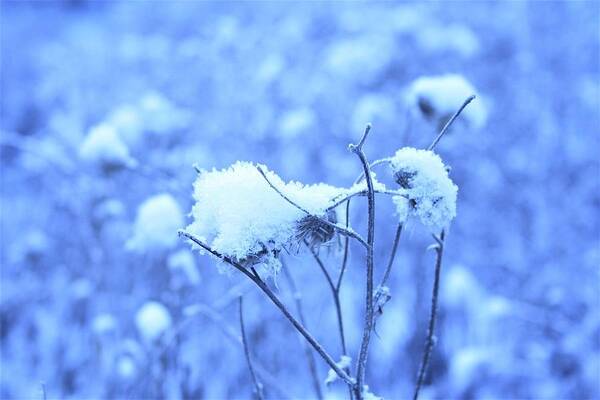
[{"left": 1, "top": 1, "right": 599, "bottom": 399}]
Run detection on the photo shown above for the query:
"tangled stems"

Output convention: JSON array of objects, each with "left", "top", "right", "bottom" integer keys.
[
  {"left": 178, "top": 230, "right": 355, "bottom": 386},
  {"left": 349, "top": 124, "right": 376, "bottom": 399},
  {"left": 413, "top": 230, "right": 446, "bottom": 400}
]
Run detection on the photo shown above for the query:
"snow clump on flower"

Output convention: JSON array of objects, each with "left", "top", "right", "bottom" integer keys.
[
  {"left": 79, "top": 123, "right": 136, "bottom": 169},
  {"left": 135, "top": 301, "right": 172, "bottom": 342},
  {"left": 127, "top": 193, "right": 184, "bottom": 252},
  {"left": 406, "top": 74, "right": 487, "bottom": 129},
  {"left": 389, "top": 147, "right": 458, "bottom": 231},
  {"left": 185, "top": 161, "right": 344, "bottom": 276}
]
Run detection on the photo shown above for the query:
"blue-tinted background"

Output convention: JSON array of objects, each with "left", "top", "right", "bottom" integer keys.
[{"left": 1, "top": 1, "right": 599, "bottom": 399}]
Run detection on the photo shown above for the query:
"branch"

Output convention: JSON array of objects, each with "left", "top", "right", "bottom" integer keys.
[
  {"left": 336, "top": 199, "right": 352, "bottom": 292},
  {"left": 353, "top": 157, "right": 392, "bottom": 185},
  {"left": 413, "top": 230, "right": 446, "bottom": 400},
  {"left": 349, "top": 124, "right": 377, "bottom": 399},
  {"left": 281, "top": 263, "right": 323, "bottom": 400},
  {"left": 178, "top": 231, "right": 355, "bottom": 386},
  {"left": 427, "top": 95, "right": 476, "bottom": 151},
  {"left": 256, "top": 165, "right": 369, "bottom": 248},
  {"left": 239, "top": 297, "right": 265, "bottom": 400},
  {"left": 188, "top": 303, "right": 291, "bottom": 399},
  {"left": 327, "top": 188, "right": 405, "bottom": 212},
  {"left": 306, "top": 243, "right": 347, "bottom": 356},
  {"left": 373, "top": 223, "right": 403, "bottom": 324}
]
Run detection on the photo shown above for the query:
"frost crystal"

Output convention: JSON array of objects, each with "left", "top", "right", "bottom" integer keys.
[
  {"left": 128, "top": 193, "right": 184, "bottom": 252},
  {"left": 135, "top": 301, "right": 172, "bottom": 342},
  {"left": 185, "top": 161, "right": 343, "bottom": 275},
  {"left": 324, "top": 355, "right": 352, "bottom": 385},
  {"left": 406, "top": 74, "right": 487, "bottom": 129},
  {"left": 79, "top": 123, "right": 136, "bottom": 168},
  {"left": 389, "top": 148, "right": 457, "bottom": 231}
]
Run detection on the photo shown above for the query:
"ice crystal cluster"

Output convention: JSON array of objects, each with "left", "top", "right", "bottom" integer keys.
[
  {"left": 406, "top": 74, "right": 487, "bottom": 129},
  {"left": 390, "top": 147, "right": 458, "bottom": 231},
  {"left": 185, "top": 161, "right": 344, "bottom": 275}
]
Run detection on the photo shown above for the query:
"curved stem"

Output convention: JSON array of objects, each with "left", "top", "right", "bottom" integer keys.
[
  {"left": 282, "top": 266, "right": 323, "bottom": 400},
  {"left": 327, "top": 189, "right": 406, "bottom": 212},
  {"left": 336, "top": 199, "right": 352, "bottom": 292},
  {"left": 256, "top": 165, "right": 369, "bottom": 249},
  {"left": 307, "top": 244, "right": 348, "bottom": 356},
  {"left": 350, "top": 125, "right": 376, "bottom": 399},
  {"left": 427, "top": 95, "right": 475, "bottom": 151},
  {"left": 380, "top": 222, "right": 404, "bottom": 290},
  {"left": 179, "top": 231, "right": 355, "bottom": 386},
  {"left": 413, "top": 230, "right": 446, "bottom": 400},
  {"left": 239, "top": 297, "right": 265, "bottom": 400}
]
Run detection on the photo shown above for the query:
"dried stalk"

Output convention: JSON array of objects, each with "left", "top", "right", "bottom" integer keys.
[
  {"left": 256, "top": 165, "right": 369, "bottom": 249},
  {"left": 282, "top": 264, "right": 323, "bottom": 400},
  {"left": 178, "top": 231, "right": 355, "bottom": 386},
  {"left": 427, "top": 95, "right": 475, "bottom": 151},
  {"left": 413, "top": 230, "right": 446, "bottom": 400},
  {"left": 306, "top": 243, "right": 348, "bottom": 357},
  {"left": 373, "top": 222, "right": 403, "bottom": 324},
  {"left": 349, "top": 124, "right": 376, "bottom": 399},
  {"left": 239, "top": 297, "right": 265, "bottom": 400}
]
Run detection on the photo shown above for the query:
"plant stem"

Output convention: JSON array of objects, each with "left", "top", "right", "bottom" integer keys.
[
  {"left": 427, "top": 95, "right": 475, "bottom": 151},
  {"left": 349, "top": 124, "right": 376, "bottom": 399},
  {"left": 306, "top": 243, "right": 347, "bottom": 356},
  {"left": 373, "top": 222, "right": 403, "bottom": 324},
  {"left": 282, "top": 265, "right": 324, "bottom": 400},
  {"left": 413, "top": 230, "right": 446, "bottom": 400},
  {"left": 336, "top": 199, "right": 351, "bottom": 292},
  {"left": 239, "top": 297, "right": 265, "bottom": 400},
  {"left": 179, "top": 231, "right": 355, "bottom": 386},
  {"left": 256, "top": 165, "right": 369, "bottom": 248}
]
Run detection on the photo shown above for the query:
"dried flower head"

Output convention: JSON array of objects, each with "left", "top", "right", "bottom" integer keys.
[
  {"left": 389, "top": 147, "right": 458, "bottom": 231},
  {"left": 184, "top": 161, "right": 344, "bottom": 276}
]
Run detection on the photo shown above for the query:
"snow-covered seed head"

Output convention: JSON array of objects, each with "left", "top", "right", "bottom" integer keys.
[
  {"left": 406, "top": 74, "right": 487, "bottom": 129},
  {"left": 184, "top": 161, "right": 344, "bottom": 276},
  {"left": 295, "top": 209, "right": 337, "bottom": 250},
  {"left": 389, "top": 147, "right": 458, "bottom": 231}
]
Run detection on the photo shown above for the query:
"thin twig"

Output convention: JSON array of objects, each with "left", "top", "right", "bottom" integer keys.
[
  {"left": 327, "top": 188, "right": 406, "bottom": 212},
  {"left": 306, "top": 243, "right": 347, "bottom": 356},
  {"left": 282, "top": 264, "right": 324, "bottom": 400},
  {"left": 379, "top": 223, "right": 404, "bottom": 290},
  {"left": 349, "top": 124, "right": 376, "bottom": 399},
  {"left": 178, "top": 231, "right": 355, "bottom": 386},
  {"left": 353, "top": 157, "right": 392, "bottom": 185},
  {"left": 190, "top": 303, "right": 291, "bottom": 399},
  {"left": 336, "top": 199, "right": 352, "bottom": 292},
  {"left": 239, "top": 297, "right": 265, "bottom": 400},
  {"left": 413, "top": 230, "right": 446, "bottom": 400},
  {"left": 427, "top": 95, "right": 476, "bottom": 151},
  {"left": 256, "top": 165, "right": 369, "bottom": 249}
]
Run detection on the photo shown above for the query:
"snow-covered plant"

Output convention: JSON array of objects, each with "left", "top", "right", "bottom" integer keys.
[
  {"left": 389, "top": 147, "right": 458, "bottom": 231},
  {"left": 178, "top": 93, "right": 477, "bottom": 400},
  {"left": 185, "top": 161, "right": 344, "bottom": 276},
  {"left": 406, "top": 74, "right": 487, "bottom": 129},
  {"left": 79, "top": 123, "right": 137, "bottom": 170},
  {"left": 135, "top": 301, "right": 172, "bottom": 343},
  {"left": 127, "top": 193, "right": 184, "bottom": 252}
]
